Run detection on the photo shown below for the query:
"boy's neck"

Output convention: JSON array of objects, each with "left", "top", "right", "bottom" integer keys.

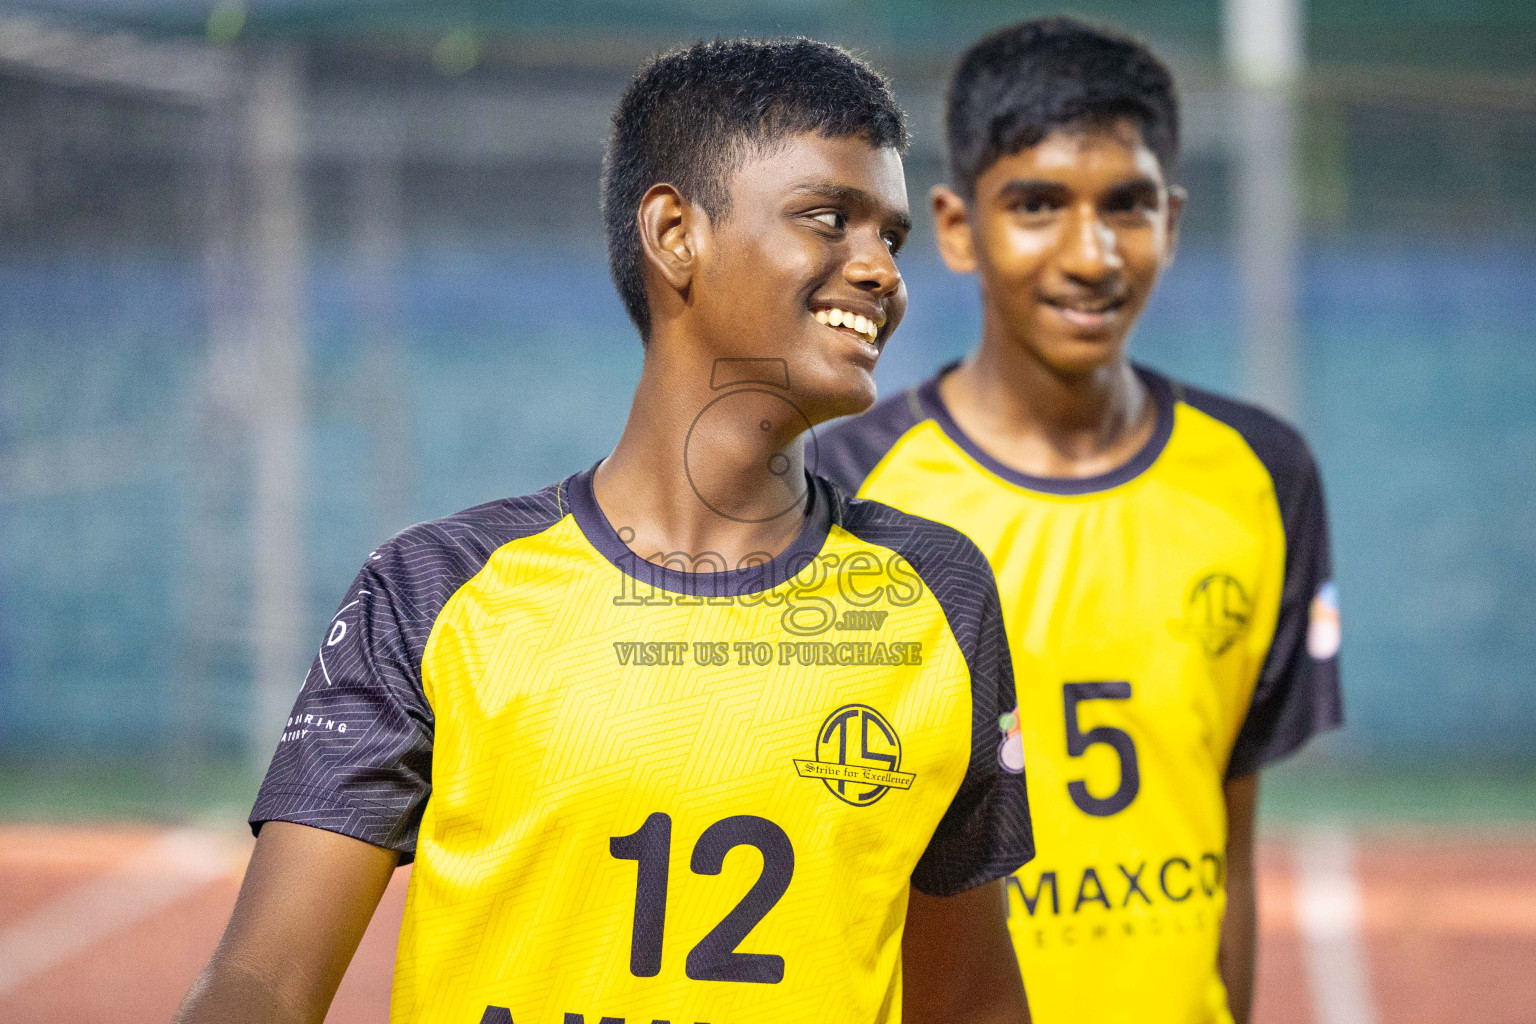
[
  {"left": 939, "top": 328, "right": 1156, "bottom": 480},
  {"left": 594, "top": 344, "right": 813, "bottom": 569}
]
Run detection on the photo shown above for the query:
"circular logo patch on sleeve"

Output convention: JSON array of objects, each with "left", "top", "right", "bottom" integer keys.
[
  {"left": 997, "top": 708, "right": 1025, "bottom": 774},
  {"left": 1307, "top": 581, "right": 1341, "bottom": 660}
]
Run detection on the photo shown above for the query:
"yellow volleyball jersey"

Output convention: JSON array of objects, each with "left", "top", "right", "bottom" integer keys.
[
  {"left": 251, "top": 467, "right": 1033, "bottom": 1024},
  {"left": 818, "top": 364, "right": 1342, "bottom": 1024}
]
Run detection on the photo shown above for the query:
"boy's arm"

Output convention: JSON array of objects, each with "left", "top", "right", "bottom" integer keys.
[
  {"left": 175, "top": 822, "right": 398, "bottom": 1024},
  {"left": 1219, "top": 773, "right": 1260, "bottom": 1024},
  {"left": 902, "top": 879, "right": 1032, "bottom": 1024}
]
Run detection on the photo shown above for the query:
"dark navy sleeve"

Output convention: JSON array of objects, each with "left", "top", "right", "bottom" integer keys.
[
  {"left": 249, "top": 484, "right": 570, "bottom": 860},
  {"left": 1177, "top": 383, "right": 1345, "bottom": 778},
  {"left": 248, "top": 549, "right": 437, "bottom": 860},
  {"left": 840, "top": 497, "right": 1035, "bottom": 897},
  {"left": 1226, "top": 444, "right": 1343, "bottom": 777}
]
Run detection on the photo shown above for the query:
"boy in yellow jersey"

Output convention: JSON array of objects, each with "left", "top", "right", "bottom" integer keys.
[
  {"left": 818, "top": 18, "right": 1343, "bottom": 1024},
  {"left": 177, "top": 39, "right": 1035, "bottom": 1024}
]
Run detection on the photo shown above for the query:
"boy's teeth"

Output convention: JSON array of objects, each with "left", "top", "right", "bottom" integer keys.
[{"left": 815, "top": 307, "right": 880, "bottom": 343}]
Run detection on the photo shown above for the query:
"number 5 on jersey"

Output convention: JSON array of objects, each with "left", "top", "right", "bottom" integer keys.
[
  {"left": 1063, "top": 682, "right": 1140, "bottom": 816},
  {"left": 611, "top": 812, "right": 795, "bottom": 984}
]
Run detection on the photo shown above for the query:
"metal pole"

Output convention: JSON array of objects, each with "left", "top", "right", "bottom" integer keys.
[
  {"left": 247, "top": 46, "right": 308, "bottom": 774},
  {"left": 1226, "top": 0, "right": 1304, "bottom": 418},
  {"left": 168, "top": 88, "right": 246, "bottom": 796},
  {"left": 351, "top": 149, "right": 414, "bottom": 539}
]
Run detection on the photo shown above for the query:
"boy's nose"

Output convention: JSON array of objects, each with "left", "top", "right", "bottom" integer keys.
[{"left": 1057, "top": 206, "right": 1123, "bottom": 282}]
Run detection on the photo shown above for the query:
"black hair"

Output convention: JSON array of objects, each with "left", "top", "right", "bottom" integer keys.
[
  {"left": 945, "top": 17, "right": 1179, "bottom": 198},
  {"left": 602, "top": 37, "right": 908, "bottom": 340}
]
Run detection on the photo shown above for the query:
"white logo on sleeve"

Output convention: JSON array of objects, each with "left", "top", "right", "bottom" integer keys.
[{"left": 318, "top": 590, "right": 369, "bottom": 686}]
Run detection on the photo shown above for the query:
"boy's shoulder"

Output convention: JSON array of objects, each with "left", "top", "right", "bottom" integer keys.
[
  {"left": 363, "top": 479, "right": 571, "bottom": 597},
  {"left": 815, "top": 363, "right": 1325, "bottom": 499},
  {"left": 1161, "top": 370, "right": 1322, "bottom": 495},
  {"left": 834, "top": 485, "right": 982, "bottom": 560},
  {"left": 827, "top": 482, "right": 1004, "bottom": 630}
]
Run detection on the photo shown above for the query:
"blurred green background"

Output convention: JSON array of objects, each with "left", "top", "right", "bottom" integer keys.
[{"left": 0, "top": 0, "right": 1532, "bottom": 826}]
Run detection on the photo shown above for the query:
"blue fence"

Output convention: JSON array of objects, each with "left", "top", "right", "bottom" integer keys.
[{"left": 1, "top": 237, "right": 1533, "bottom": 763}]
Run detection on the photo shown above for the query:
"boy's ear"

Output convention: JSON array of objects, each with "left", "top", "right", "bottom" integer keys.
[
  {"left": 637, "top": 183, "right": 703, "bottom": 298},
  {"left": 1163, "top": 184, "right": 1187, "bottom": 269},
  {"left": 930, "top": 185, "right": 977, "bottom": 274}
]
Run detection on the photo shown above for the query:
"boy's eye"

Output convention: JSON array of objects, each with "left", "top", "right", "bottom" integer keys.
[
  {"left": 1104, "top": 185, "right": 1160, "bottom": 217},
  {"left": 883, "top": 233, "right": 904, "bottom": 256},
  {"left": 1106, "top": 195, "right": 1153, "bottom": 216},
  {"left": 811, "top": 211, "right": 846, "bottom": 231},
  {"left": 1012, "top": 195, "right": 1062, "bottom": 216}
]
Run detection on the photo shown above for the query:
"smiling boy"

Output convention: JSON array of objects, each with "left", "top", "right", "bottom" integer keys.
[
  {"left": 819, "top": 19, "right": 1343, "bottom": 1024},
  {"left": 176, "top": 39, "right": 1033, "bottom": 1024}
]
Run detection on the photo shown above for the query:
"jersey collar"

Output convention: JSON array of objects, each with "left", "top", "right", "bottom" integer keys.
[
  {"left": 564, "top": 464, "right": 837, "bottom": 598},
  {"left": 914, "top": 361, "right": 1177, "bottom": 495}
]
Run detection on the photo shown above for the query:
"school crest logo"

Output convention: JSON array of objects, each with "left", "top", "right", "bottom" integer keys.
[
  {"left": 1169, "top": 572, "right": 1253, "bottom": 657},
  {"left": 793, "top": 704, "right": 915, "bottom": 806}
]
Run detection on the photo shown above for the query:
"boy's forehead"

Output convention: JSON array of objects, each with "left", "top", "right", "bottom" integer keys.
[
  {"left": 732, "top": 132, "right": 909, "bottom": 211},
  {"left": 993, "top": 118, "right": 1165, "bottom": 184}
]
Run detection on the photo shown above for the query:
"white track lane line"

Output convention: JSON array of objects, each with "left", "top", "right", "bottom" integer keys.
[
  {"left": 0, "top": 828, "right": 236, "bottom": 995},
  {"left": 1295, "top": 828, "right": 1378, "bottom": 1024}
]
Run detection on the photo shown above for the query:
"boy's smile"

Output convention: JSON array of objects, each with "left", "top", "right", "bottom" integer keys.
[
  {"left": 813, "top": 303, "right": 885, "bottom": 353},
  {"left": 935, "top": 117, "right": 1181, "bottom": 376}
]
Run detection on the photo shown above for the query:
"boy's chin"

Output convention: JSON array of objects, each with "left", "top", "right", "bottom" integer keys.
[
  {"left": 797, "top": 368, "right": 878, "bottom": 427},
  {"left": 1030, "top": 333, "right": 1131, "bottom": 377}
]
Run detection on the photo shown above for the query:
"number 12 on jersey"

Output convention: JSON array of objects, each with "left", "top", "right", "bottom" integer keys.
[{"left": 610, "top": 812, "right": 795, "bottom": 984}]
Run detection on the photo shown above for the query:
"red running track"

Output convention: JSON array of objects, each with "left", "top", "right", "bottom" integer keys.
[{"left": 1, "top": 824, "right": 1532, "bottom": 1023}]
